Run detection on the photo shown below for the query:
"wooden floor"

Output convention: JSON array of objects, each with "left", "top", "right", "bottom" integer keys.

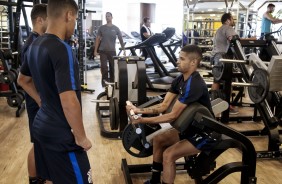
[{"left": 1, "top": 68, "right": 282, "bottom": 184}]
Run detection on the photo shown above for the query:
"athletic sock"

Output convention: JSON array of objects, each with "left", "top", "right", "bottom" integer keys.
[
  {"left": 150, "top": 161, "right": 163, "bottom": 184},
  {"left": 29, "top": 177, "right": 38, "bottom": 184}
]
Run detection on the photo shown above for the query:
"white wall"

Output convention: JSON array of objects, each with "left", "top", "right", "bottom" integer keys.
[
  {"left": 102, "top": 0, "right": 183, "bottom": 35},
  {"left": 20, "top": 0, "right": 183, "bottom": 37}
]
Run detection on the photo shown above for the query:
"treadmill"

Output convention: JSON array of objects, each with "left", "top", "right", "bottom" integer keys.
[{"left": 141, "top": 33, "right": 175, "bottom": 90}]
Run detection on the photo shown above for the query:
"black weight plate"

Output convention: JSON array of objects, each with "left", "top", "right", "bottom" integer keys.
[
  {"left": 122, "top": 124, "right": 153, "bottom": 158},
  {"left": 110, "top": 98, "right": 117, "bottom": 130},
  {"left": 113, "top": 97, "right": 120, "bottom": 130},
  {"left": 96, "top": 91, "right": 109, "bottom": 110},
  {"left": 10, "top": 68, "right": 18, "bottom": 81},
  {"left": 248, "top": 69, "right": 269, "bottom": 104},
  {"left": 7, "top": 93, "right": 23, "bottom": 107},
  {"left": 17, "top": 90, "right": 25, "bottom": 101}
]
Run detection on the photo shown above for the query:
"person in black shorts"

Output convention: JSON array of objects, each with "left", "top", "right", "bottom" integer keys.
[
  {"left": 17, "top": 4, "right": 47, "bottom": 184},
  {"left": 18, "top": 0, "right": 92, "bottom": 183},
  {"left": 126, "top": 45, "right": 221, "bottom": 184}
]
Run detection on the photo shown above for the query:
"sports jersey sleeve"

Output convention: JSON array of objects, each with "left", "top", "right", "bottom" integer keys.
[
  {"left": 140, "top": 27, "right": 147, "bottom": 34},
  {"left": 178, "top": 76, "right": 203, "bottom": 105},
  {"left": 54, "top": 43, "right": 79, "bottom": 94},
  {"left": 116, "top": 26, "right": 122, "bottom": 37},
  {"left": 97, "top": 26, "right": 102, "bottom": 37},
  {"left": 168, "top": 76, "right": 180, "bottom": 94},
  {"left": 20, "top": 51, "right": 31, "bottom": 76}
]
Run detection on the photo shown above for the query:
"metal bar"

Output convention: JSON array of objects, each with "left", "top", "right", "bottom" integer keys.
[
  {"left": 192, "top": 0, "right": 198, "bottom": 10},
  {"left": 230, "top": 0, "right": 235, "bottom": 8},
  {"left": 219, "top": 58, "right": 247, "bottom": 64},
  {"left": 0, "top": 1, "right": 17, "bottom": 6},
  {"left": 239, "top": 2, "right": 246, "bottom": 10},
  {"left": 231, "top": 82, "right": 259, "bottom": 87},
  {"left": 91, "top": 100, "right": 110, "bottom": 103},
  {"left": 248, "top": 0, "right": 257, "bottom": 8},
  {"left": 22, "top": 4, "right": 30, "bottom": 36}
]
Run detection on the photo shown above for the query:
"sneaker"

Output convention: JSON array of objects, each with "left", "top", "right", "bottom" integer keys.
[{"left": 229, "top": 106, "right": 239, "bottom": 115}]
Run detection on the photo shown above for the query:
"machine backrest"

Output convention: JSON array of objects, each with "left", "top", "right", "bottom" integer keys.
[{"left": 267, "top": 55, "right": 282, "bottom": 91}]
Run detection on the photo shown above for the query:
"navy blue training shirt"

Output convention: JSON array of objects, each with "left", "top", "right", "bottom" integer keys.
[
  {"left": 169, "top": 71, "right": 212, "bottom": 112},
  {"left": 169, "top": 71, "right": 213, "bottom": 135},
  {"left": 20, "top": 32, "right": 40, "bottom": 109},
  {"left": 21, "top": 33, "right": 81, "bottom": 143}
]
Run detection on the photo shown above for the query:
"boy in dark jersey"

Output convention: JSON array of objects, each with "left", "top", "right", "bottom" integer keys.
[
  {"left": 17, "top": 4, "right": 47, "bottom": 184},
  {"left": 18, "top": 0, "right": 92, "bottom": 183},
  {"left": 127, "top": 45, "right": 220, "bottom": 184}
]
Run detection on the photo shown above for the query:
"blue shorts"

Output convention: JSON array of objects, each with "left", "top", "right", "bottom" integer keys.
[
  {"left": 34, "top": 138, "right": 92, "bottom": 184},
  {"left": 179, "top": 131, "right": 221, "bottom": 153}
]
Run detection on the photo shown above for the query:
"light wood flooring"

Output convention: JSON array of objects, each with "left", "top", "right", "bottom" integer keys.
[{"left": 0, "top": 68, "right": 282, "bottom": 184}]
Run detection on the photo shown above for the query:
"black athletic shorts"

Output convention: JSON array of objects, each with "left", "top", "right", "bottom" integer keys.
[
  {"left": 34, "top": 138, "right": 92, "bottom": 184},
  {"left": 179, "top": 131, "right": 222, "bottom": 153}
]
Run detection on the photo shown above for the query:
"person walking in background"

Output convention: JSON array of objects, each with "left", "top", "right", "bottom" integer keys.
[
  {"left": 140, "top": 17, "right": 153, "bottom": 59},
  {"left": 188, "top": 25, "right": 200, "bottom": 45},
  {"left": 94, "top": 12, "right": 125, "bottom": 87},
  {"left": 210, "top": 13, "right": 239, "bottom": 115},
  {"left": 17, "top": 4, "right": 48, "bottom": 184},
  {"left": 261, "top": 3, "right": 282, "bottom": 37}
]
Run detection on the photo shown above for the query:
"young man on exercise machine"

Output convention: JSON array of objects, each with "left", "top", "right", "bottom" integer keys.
[{"left": 126, "top": 45, "right": 221, "bottom": 184}]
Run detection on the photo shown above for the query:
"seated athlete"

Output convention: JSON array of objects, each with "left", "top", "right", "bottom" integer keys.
[{"left": 126, "top": 45, "right": 221, "bottom": 184}]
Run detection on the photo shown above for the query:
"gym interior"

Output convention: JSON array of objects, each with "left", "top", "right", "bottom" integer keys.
[{"left": 1, "top": 0, "right": 282, "bottom": 183}]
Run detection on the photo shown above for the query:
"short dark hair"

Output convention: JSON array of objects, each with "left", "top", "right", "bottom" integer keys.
[
  {"left": 143, "top": 17, "right": 150, "bottom": 23},
  {"left": 181, "top": 45, "right": 202, "bottom": 64},
  {"left": 221, "top": 13, "right": 232, "bottom": 24},
  {"left": 106, "top": 12, "right": 112, "bottom": 17},
  {"left": 267, "top": 3, "right": 275, "bottom": 8},
  {"left": 31, "top": 4, "right": 47, "bottom": 25},
  {"left": 47, "top": 0, "right": 78, "bottom": 18}
]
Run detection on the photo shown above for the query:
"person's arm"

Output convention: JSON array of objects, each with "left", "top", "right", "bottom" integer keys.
[
  {"left": 226, "top": 27, "right": 237, "bottom": 41},
  {"left": 264, "top": 12, "right": 282, "bottom": 24},
  {"left": 117, "top": 32, "right": 126, "bottom": 56},
  {"left": 59, "top": 91, "right": 91, "bottom": 151},
  {"left": 55, "top": 45, "right": 91, "bottom": 151},
  {"left": 143, "top": 32, "right": 150, "bottom": 38},
  {"left": 126, "top": 92, "right": 178, "bottom": 115},
  {"left": 141, "top": 27, "right": 150, "bottom": 39},
  {"left": 94, "top": 35, "right": 101, "bottom": 56},
  {"left": 131, "top": 99, "right": 187, "bottom": 124},
  {"left": 17, "top": 72, "right": 41, "bottom": 106}
]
